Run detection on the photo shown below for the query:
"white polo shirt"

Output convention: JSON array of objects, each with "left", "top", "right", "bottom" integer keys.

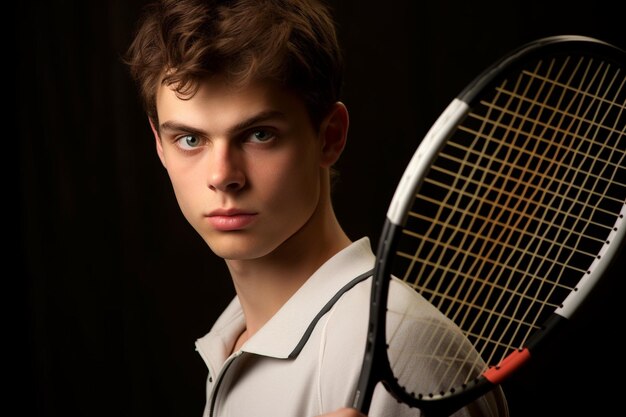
[{"left": 195, "top": 237, "right": 508, "bottom": 417}]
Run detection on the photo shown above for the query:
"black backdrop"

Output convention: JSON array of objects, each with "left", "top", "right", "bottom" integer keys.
[{"left": 13, "top": 1, "right": 625, "bottom": 416}]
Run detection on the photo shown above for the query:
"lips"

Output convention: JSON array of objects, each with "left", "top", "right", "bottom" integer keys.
[{"left": 205, "top": 209, "right": 257, "bottom": 231}]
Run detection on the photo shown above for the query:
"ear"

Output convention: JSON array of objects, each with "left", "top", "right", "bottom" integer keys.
[
  {"left": 319, "top": 102, "right": 349, "bottom": 167},
  {"left": 149, "top": 117, "right": 167, "bottom": 168}
]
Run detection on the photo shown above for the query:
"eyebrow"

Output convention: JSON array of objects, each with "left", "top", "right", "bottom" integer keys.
[{"left": 159, "top": 110, "right": 287, "bottom": 137}]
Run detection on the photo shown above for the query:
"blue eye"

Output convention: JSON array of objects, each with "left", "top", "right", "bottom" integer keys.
[
  {"left": 250, "top": 130, "right": 275, "bottom": 143},
  {"left": 177, "top": 135, "right": 201, "bottom": 150}
]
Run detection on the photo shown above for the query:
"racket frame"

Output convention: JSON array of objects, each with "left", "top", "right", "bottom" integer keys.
[{"left": 353, "top": 34, "right": 626, "bottom": 417}]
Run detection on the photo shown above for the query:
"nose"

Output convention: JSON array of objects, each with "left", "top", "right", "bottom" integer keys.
[{"left": 207, "top": 142, "right": 246, "bottom": 192}]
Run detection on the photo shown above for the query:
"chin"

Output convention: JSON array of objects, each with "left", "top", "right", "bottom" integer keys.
[{"left": 204, "top": 236, "right": 278, "bottom": 261}]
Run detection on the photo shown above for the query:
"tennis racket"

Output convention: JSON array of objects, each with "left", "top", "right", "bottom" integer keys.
[{"left": 352, "top": 35, "right": 626, "bottom": 417}]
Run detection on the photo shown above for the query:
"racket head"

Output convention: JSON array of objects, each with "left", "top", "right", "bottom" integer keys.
[{"left": 355, "top": 35, "right": 626, "bottom": 416}]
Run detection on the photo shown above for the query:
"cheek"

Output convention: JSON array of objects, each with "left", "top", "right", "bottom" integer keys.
[
  {"left": 260, "top": 149, "right": 321, "bottom": 210},
  {"left": 165, "top": 164, "right": 204, "bottom": 214}
]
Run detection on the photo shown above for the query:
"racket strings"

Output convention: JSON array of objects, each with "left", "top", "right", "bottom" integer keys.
[
  {"left": 444, "top": 59, "right": 565, "bottom": 364},
  {"left": 463, "top": 55, "right": 626, "bottom": 356},
  {"left": 390, "top": 63, "right": 544, "bottom": 388},
  {"left": 388, "top": 69, "right": 543, "bottom": 391},
  {"left": 482, "top": 56, "right": 625, "bottom": 356},
  {"left": 458, "top": 55, "right": 620, "bottom": 358},
  {"left": 386, "top": 305, "right": 486, "bottom": 394},
  {"left": 454, "top": 121, "right": 626, "bottom": 199},
  {"left": 391, "top": 51, "right": 626, "bottom": 389},
  {"left": 409, "top": 179, "right": 611, "bottom": 256},
  {"left": 421, "top": 58, "right": 564, "bottom": 364}
]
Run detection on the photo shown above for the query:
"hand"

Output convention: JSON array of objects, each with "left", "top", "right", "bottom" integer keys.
[{"left": 317, "top": 407, "right": 366, "bottom": 417}]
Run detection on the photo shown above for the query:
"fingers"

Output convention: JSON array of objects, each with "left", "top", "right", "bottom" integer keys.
[{"left": 317, "top": 407, "right": 366, "bottom": 417}]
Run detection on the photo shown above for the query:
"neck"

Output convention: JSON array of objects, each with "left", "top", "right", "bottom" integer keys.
[{"left": 225, "top": 186, "right": 350, "bottom": 336}]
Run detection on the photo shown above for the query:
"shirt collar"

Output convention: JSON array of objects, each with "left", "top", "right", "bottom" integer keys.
[
  {"left": 197, "top": 237, "right": 375, "bottom": 363},
  {"left": 244, "top": 237, "right": 375, "bottom": 358}
]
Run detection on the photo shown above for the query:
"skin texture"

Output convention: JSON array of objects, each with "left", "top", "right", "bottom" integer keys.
[
  {"left": 132, "top": 3, "right": 364, "bottom": 416},
  {"left": 152, "top": 75, "right": 365, "bottom": 417},
  {"left": 151, "top": 76, "right": 352, "bottom": 342},
  {"left": 318, "top": 408, "right": 364, "bottom": 417}
]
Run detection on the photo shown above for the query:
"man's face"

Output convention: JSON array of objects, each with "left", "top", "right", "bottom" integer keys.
[{"left": 153, "top": 78, "right": 324, "bottom": 261}]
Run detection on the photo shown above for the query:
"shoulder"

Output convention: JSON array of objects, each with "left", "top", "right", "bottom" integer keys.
[
  {"left": 387, "top": 276, "right": 470, "bottom": 349},
  {"left": 322, "top": 275, "right": 372, "bottom": 331},
  {"left": 387, "top": 276, "right": 452, "bottom": 324},
  {"left": 321, "top": 275, "right": 450, "bottom": 334}
]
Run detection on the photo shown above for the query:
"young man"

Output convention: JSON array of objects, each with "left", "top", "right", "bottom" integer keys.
[{"left": 125, "top": 1, "right": 509, "bottom": 416}]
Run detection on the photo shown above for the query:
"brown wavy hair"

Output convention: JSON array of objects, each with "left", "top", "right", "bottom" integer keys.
[{"left": 125, "top": 0, "right": 343, "bottom": 129}]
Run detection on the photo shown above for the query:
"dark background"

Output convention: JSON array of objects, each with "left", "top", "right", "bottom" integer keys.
[{"left": 13, "top": 1, "right": 624, "bottom": 416}]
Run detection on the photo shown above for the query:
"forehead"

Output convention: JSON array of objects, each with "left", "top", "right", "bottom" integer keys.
[{"left": 155, "top": 77, "right": 311, "bottom": 131}]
